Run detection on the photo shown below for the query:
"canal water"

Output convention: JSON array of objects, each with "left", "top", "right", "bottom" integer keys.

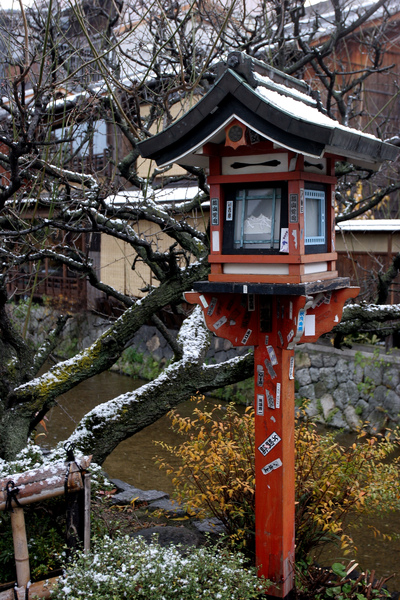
[{"left": 38, "top": 370, "right": 400, "bottom": 591}]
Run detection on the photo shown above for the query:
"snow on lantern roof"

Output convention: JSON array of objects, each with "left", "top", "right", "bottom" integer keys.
[
  {"left": 336, "top": 219, "right": 400, "bottom": 232},
  {"left": 138, "top": 52, "right": 398, "bottom": 171}
]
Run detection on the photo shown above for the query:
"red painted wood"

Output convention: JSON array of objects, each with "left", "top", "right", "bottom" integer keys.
[
  {"left": 184, "top": 286, "right": 359, "bottom": 598},
  {"left": 207, "top": 173, "right": 337, "bottom": 185}
]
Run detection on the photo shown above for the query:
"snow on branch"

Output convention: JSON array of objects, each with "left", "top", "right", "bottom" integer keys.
[{"left": 64, "top": 308, "right": 253, "bottom": 464}]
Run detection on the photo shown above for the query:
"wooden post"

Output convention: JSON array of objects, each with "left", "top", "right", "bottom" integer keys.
[
  {"left": 254, "top": 343, "right": 295, "bottom": 598},
  {"left": 10, "top": 508, "right": 30, "bottom": 587},
  {"left": 84, "top": 473, "right": 91, "bottom": 553}
]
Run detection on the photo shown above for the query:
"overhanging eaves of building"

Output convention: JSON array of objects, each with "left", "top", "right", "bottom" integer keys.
[{"left": 138, "top": 54, "right": 398, "bottom": 171}]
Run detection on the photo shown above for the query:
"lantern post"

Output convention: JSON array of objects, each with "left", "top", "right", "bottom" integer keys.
[{"left": 138, "top": 51, "right": 398, "bottom": 599}]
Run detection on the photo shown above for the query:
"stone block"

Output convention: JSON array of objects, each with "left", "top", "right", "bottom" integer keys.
[
  {"left": 309, "top": 352, "right": 324, "bottom": 368},
  {"left": 298, "top": 384, "right": 315, "bottom": 400},
  {"left": 147, "top": 498, "right": 188, "bottom": 518},
  {"left": 214, "top": 350, "right": 228, "bottom": 364},
  {"left": 344, "top": 405, "right": 362, "bottom": 430},
  {"left": 109, "top": 481, "right": 169, "bottom": 505},
  {"left": 303, "top": 398, "right": 320, "bottom": 418},
  {"left": 192, "top": 517, "right": 225, "bottom": 534},
  {"left": 146, "top": 335, "right": 161, "bottom": 353},
  {"left": 333, "top": 381, "right": 359, "bottom": 409},
  {"left": 319, "top": 367, "right": 338, "bottom": 390},
  {"left": 367, "top": 407, "right": 388, "bottom": 433},
  {"left": 383, "top": 367, "right": 400, "bottom": 389},
  {"left": 295, "top": 351, "right": 311, "bottom": 369},
  {"left": 296, "top": 369, "right": 312, "bottom": 387},
  {"left": 382, "top": 389, "right": 400, "bottom": 417},
  {"left": 355, "top": 399, "right": 370, "bottom": 419},
  {"left": 366, "top": 364, "right": 382, "bottom": 386},
  {"left": 309, "top": 367, "right": 321, "bottom": 383},
  {"left": 371, "top": 385, "right": 388, "bottom": 408},
  {"left": 335, "top": 358, "right": 350, "bottom": 383},
  {"left": 223, "top": 339, "right": 233, "bottom": 351},
  {"left": 320, "top": 393, "right": 335, "bottom": 420},
  {"left": 323, "top": 354, "right": 338, "bottom": 368},
  {"left": 329, "top": 410, "right": 349, "bottom": 430},
  {"left": 353, "top": 364, "right": 364, "bottom": 384},
  {"left": 314, "top": 381, "right": 327, "bottom": 398}
]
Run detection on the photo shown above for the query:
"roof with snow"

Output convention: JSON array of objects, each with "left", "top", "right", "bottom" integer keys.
[
  {"left": 336, "top": 219, "right": 400, "bottom": 232},
  {"left": 138, "top": 52, "right": 398, "bottom": 171},
  {"left": 105, "top": 185, "right": 203, "bottom": 207}
]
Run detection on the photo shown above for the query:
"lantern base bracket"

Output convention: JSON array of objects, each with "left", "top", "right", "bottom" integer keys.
[{"left": 192, "top": 277, "right": 351, "bottom": 297}]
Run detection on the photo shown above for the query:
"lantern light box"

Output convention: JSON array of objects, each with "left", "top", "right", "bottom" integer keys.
[{"left": 139, "top": 52, "right": 398, "bottom": 599}]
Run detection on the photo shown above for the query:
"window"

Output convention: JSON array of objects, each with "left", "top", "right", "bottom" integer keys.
[
  {"left": 234, "top": 188, "right": 281, "bottom": 249},
  {"left": 304, "top": 187, "right": 327, "bottom": 253},
  {"left": 222, "top": 184, "right": 287, "bottom": 254},
  {"left": 52, "top": 120, "right": 109, "bottom": 172}
]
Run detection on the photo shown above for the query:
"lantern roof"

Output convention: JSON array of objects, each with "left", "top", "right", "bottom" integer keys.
[{"left": 138, "top": 52, "right": 398, "bottom": 171}]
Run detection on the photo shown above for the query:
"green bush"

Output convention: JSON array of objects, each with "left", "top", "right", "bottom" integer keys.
[{"left": 52, "top": 535, "right": 270, "bottom": 600}]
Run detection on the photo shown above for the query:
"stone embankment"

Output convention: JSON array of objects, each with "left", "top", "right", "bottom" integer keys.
[{"left": 295, "top": 341, "right": 400, "bottom": 432}]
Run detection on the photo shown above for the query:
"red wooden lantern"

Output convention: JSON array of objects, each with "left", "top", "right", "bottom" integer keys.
[{"left": 139, "top": 51, "right": 398, "bottom": 599}]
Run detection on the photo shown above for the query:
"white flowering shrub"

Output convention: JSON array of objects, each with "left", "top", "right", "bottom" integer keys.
[{"left": 52, "top": 535, "right": 270, "bottom": 600}]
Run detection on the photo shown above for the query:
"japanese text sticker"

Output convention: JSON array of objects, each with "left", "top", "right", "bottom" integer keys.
[
  {"left": 262, "top": 458, "right": 283, "bottom": 475},
  {"left": 207, "top": 297, "right": 218, "bottom": 317},
  {"left": 267, "top": 345, "right": 278, "bottom": 366},
  {"left": 289, "top": 356, "right": 295, "bottom": 379},
  {"left": 213, "top": 316, "right": 227, "bottom": 330},
  {"left": 264, "top": 359, "right": 277, "bottom": 379},
  {"left": 266, "top": 389, "right": 275, "bottom": 409},
  {"left": 241, "top": 329, "right": 252, "bottom": 345},
  {"left": 256, "top": 365, "right": 264, "bottom": 387},
  {"left": 258, "top": 432, "right": 281, "bottom": 456},
  {"left": 276, "top": 383, "right": 281, "bottom": 409},
  {"left": 256, "top": 394, "right": 264, "bottom": 416}
]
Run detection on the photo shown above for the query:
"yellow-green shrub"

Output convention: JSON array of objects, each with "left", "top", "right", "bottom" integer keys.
[
  {"left": 156, "top": 398, "right": 400, "bottom": 561},
  {"left": 156, "top": 400, "right": 255, "bottom": 554}
]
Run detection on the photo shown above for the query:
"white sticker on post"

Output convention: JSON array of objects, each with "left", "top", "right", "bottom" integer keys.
[
  {"left": 258, "top": 432, "right": 281, "bottom": 456},
  {"left": 212, "top": 230, "right": 220, "bottom": 253},
  {"left": 289, "top": 302, "right": 293, "bottom": 320},
  {"left": 256, "top": 394, "right": 264, "bottom": 416},
  {"left": 241, "top": 329, "right": 252, "bottom": 345},
  {"left": 264, "top": 359, "right": 277, "bottom": 379},
  {"left": 213, "top": 316, "right": 227, "bottom": 330},
  {"left": 207, "top": 297, "right": 218, "bottom": 316},
  {"left": 297, "top": 309, "right": 305, "bottom": 334},
  {"left": 304, "top": 314, "right": 316, "bottom": 336},
  {"left": 280, "top": 228, "right": 289, "bottom": 253},
  {"left": 262, "top": 458, "right": 283, "bottom": 475},
  {"left": 267, "top": 345, "right": 278, "bottom": 366},
  {"left": 266, "top": 390, "right": 275, "bottom": 409},
  {"left": 199, "top": 295, "right": 208, "bottom": 308},
  {"left": 276, "top": 383, "right": 281, "bottom": 409},
  {"left": 256, "top": 365, "right": 264, "bottom": 387},
  {"left": 289, "top": 356, "right": 295, "bottom": 379}
]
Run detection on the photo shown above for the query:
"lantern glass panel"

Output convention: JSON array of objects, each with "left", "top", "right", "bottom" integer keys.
[
  {"left": 234, "top": 188, "right": 281, "bottom": 249},
  {"left": 305, "top": 190, "right": 325, "bottom": 245}
]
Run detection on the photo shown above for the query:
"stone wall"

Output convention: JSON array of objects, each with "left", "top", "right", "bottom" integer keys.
[{"left": 295, "top": 341, "right": 400, "bottom": 432}]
